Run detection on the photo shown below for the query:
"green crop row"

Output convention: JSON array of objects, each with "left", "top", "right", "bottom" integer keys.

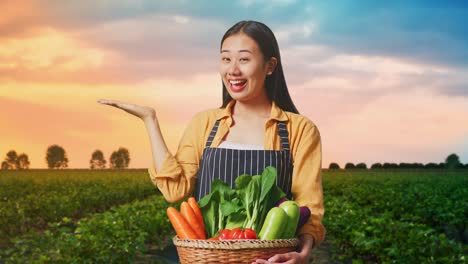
[
  {"left": 0, "top": 195, "right": 173, "bottom": 263},
  {"left": 0, "top": 170, "right": 159, "bottom": 245},
  {"left": 322, "top": 170, "right": 467, "bottom": 263},
  {"left": 1, "top": 169, "right": 466, "bottom": 263}
]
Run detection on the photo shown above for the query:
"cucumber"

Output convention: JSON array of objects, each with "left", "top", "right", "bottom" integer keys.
[{"left": 259, "top": 207, "right": 288, "bottom": 240}]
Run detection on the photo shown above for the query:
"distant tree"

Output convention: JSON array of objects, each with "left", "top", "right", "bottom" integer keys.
[
  {"left": 425, "top": 162, "right": 439, "bottom": 169},
  {"left": 400, "top": 162, "right": 424, "bottom": 169},
  {"left": 3, "top": 150, "right": 19, "bottom": 170},
  {"left": 2, "top": 151, "right": 30, "bottom": 170},
  {"left": 371, "top": 163, "right": 382, "bottom": 169},
  {"left": 109, "top": 147, "right": 130, "bottom": 169},
  {"left": 328, "top": 163, "right": 340, "bottom": 170},
  {"left": 1, "top": 161, "right": 8, "bottom": 170},
  {"left": 90, "top": 150, "right": 107, "bottom": 169},
  {"left": 383, "top": 163, "right": 398, "bottom": 169},
  {"left": 17, "top": 154, "right": 30, "bottom": 169},
  {"left": 356, "top": 163, "right": 367, "bottom": 169},
  {"left": 344, "top": 163, "right": 355, "bottom": 170},
  {"left": 399, "top": 162, "right": 410, "bottom": 169},
  {"left": 445, "top": 153, "right": 462, "bottom": 169},
  {"left": 46, "top": 145, "right": 69, "bottom": 169}
]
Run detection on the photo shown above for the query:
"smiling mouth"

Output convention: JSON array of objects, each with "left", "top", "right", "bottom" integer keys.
[{"left": 229, "top": 79, "right": 247, "bottom": 92}]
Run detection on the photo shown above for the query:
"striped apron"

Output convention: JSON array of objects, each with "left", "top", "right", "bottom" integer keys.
[{"left": 194, "top": 119, "right": 294, "bottom": 200}]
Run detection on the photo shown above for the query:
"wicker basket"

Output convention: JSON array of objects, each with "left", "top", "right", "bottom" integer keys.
[{"left": 173, "top": 236, "right": 300, "bottom": 264}]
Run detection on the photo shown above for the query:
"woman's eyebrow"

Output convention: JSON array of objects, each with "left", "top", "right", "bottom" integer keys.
[{"left": 221, "top": 49, "right": 253, "bottom": 53}]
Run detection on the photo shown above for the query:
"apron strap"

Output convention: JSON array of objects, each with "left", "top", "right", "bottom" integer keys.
[
  {"left": 277, "top": 121, "right": 290, "bottom": 150},
  {"left": 205, "top": 119, "right": 221, "bottom": 148},
  {"left": 204, "top": 119, "right": 290, "bottom": 150}
]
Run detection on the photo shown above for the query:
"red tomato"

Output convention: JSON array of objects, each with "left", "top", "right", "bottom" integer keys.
[
  {"left": 243, "top": 228, "right": 257, "bottom": 239},
  {"left": 217, "top": 228, "right": 258, "bottom": 240},
  {"left": 230, "top": 228, "right": 243, "bottom": 239},
  {"left": 219, "top": 229, "right": 231, "bottom": 240}
]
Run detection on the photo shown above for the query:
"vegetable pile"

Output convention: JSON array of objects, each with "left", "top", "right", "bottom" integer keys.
[
  {"left": 197, "top": 166, "right": 285, "bottom": 238},
  {"left": 166, "top": 167, "right": 311, "bottom": 241}
]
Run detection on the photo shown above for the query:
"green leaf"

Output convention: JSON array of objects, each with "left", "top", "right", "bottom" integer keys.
[
  {"left": 225, "top": 212, "right": 247, "bottom": 230},
  {"left": 212, "top": 179, "right": 231, "bottom": 194},
  {"left": 220, "top": 200, "right": 243, "bottom": 216},
  {"left": 235, "top": 174, "right": 252, "bottom": 190},
  {"left": 198, "top": 192, "right": 213, "bottom": 208},
  {"left": 260, "top": 167, "right": 277, "bottom": 203},
  {"left": 200, "top": 191, "right": 220, "bottom": 238}
]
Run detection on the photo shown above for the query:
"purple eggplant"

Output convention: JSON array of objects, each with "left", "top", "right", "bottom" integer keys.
[{"left": 297, "top": 206, "right": 311, "bottom": 231}]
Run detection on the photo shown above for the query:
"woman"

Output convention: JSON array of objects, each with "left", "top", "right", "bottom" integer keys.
[{"left": 99, "top": 20, "right": 325, "bottom": 264}]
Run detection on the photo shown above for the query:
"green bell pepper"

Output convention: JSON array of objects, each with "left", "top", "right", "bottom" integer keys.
[
  {"left": 279, "top": 201, "right": 300, "bottom": 238},
  {"left": 258, "top": 207, "right": 288, "bottom": 240}
]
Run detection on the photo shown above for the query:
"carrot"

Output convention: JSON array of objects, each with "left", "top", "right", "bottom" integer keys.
[
  {"left": 188, "top": 197, "right": 204, "bottom": 227},
  {"left": 166, "top": 207, "right": 198, "bottom": 239},
  {"left": 180, "top": 201, "right": 206, "bottom": 239}
]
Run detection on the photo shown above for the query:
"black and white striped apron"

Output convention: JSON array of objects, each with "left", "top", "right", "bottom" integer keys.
[{"left": 194, "top": 119, "right": 294, "bottom": 200}]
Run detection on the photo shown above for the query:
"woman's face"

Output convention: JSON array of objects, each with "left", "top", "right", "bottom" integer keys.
[{"left": 220, "top": 33, "right": 275, "bottom": 103}]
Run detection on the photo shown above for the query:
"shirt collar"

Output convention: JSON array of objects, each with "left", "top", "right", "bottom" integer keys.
[{"left": 216, "top": 100, "right": 289, "bottom": 122}]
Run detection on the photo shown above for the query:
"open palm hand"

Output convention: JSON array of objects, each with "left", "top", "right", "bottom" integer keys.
[{"left": 98, "top": 99, "right": 156, "bottom": 122}]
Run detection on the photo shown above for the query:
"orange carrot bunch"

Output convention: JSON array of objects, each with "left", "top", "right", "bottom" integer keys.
[{"left": 166, "top": 197, "right": 206, "bottom": 239}]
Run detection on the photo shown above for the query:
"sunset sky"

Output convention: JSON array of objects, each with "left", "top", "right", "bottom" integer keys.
[{"left": 1, "top": 0, "right": 467, "bottom": 168}]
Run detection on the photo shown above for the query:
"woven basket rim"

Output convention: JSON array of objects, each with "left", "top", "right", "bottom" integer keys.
[{"left": 173, "top": 236, "right": 300, "bottom": 250}]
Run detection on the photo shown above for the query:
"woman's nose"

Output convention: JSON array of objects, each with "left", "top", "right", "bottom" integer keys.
[{"left": 228, "top": 62, "right": 241, "bottom": 76}]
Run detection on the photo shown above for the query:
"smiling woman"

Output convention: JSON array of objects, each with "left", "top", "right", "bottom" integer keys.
[
  {"left": 220, "top": 34, "right": 276, "bottom": 99},
  {"left": 98, "top": 20, "right": 325, "bottom": 264}
]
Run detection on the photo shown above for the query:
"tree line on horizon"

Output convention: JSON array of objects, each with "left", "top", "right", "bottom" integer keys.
[
  {"left": 328, "top": 153, "right": 467, "bottom": 170},
  {"left": 1, "top": 147, "right": 466, "bottom": 171},
  {"left": 1, "top": 145, "right": 131, "bottom": 170}
]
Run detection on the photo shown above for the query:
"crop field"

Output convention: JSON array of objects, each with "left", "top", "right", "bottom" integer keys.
[
  {"left": 322, "top": 169, "right": 467, "bottom": 263},
  {"left": 0, "top": 169, "right": 466, "bottom": 263},
  {"left": 0, "top": 169, "right": 159, "bottom": 247}
]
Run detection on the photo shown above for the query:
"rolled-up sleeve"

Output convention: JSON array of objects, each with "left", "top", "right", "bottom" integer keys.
[
  {"left": 147, "top": 113, "right": 205, "bottom": 203},
  {"left": 291, "top": 123, "right": 326, "bottom": 245}
]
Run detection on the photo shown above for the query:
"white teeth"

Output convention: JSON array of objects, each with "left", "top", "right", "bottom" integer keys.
[{"left": 229, "top": 80, "right": 246, "bottom": 85}]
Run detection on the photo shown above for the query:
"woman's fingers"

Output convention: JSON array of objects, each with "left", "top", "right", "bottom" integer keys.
[
  {"left": 253, "top": 260, "right": 269, "bottom": 264},
  {"left": 253, "top": 252, "right": 301, "bottom": 264},
  {"left": 97, "top": 99, "right": 114, "bottom": 105},
  {"left": 98, "top": 99, "right": 125, "bottom": 108},
  {"left": 98, "top": 99, "right": 134, "bottom": 111}
]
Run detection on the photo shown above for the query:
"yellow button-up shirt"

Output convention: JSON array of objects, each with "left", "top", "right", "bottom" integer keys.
[{"left": 148, "top": 100, "right": 325, "bottom": 244}]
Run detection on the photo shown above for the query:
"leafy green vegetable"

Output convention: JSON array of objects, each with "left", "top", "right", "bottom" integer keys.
[
  {"left": 234, "top": 168, "right": 286, "bottom": 233},
  {"left": 199, "top": 166, "right": 286, "bottom": 237}
]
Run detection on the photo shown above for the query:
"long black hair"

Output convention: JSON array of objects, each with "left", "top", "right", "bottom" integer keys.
[{"left": 220, "top": 20, "right": 299, "bottom": 114}]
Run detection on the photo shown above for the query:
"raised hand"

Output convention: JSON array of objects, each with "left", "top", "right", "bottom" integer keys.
[
  {"left": 98, "top": 99, "right": 169, "bottom": 180},
  {"left": 97, "top": 99, "right": 156, "bottom": 122}
]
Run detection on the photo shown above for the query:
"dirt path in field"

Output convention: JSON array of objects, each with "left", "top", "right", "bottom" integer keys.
[
  {"left": 310, "top": 237, "right": 343, "bottom": 264},
  {"left": 136, "top": 237, "right": 342, "bottom": 264}
]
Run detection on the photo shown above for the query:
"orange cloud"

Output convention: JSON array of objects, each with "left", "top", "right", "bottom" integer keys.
[
  {"left": 0, "top": 27, "right": 114, "bottom": 83},
  {"left": 0, "top": 1, "right": 39, "bottom": 36}
]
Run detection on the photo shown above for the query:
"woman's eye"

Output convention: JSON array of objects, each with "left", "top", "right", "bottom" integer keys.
[
  {"left": 240, "top": 58, "right": 249, "bottom": 62},
  {"left": 221, "top": 57, "right": 230, "bottom": 62}
]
